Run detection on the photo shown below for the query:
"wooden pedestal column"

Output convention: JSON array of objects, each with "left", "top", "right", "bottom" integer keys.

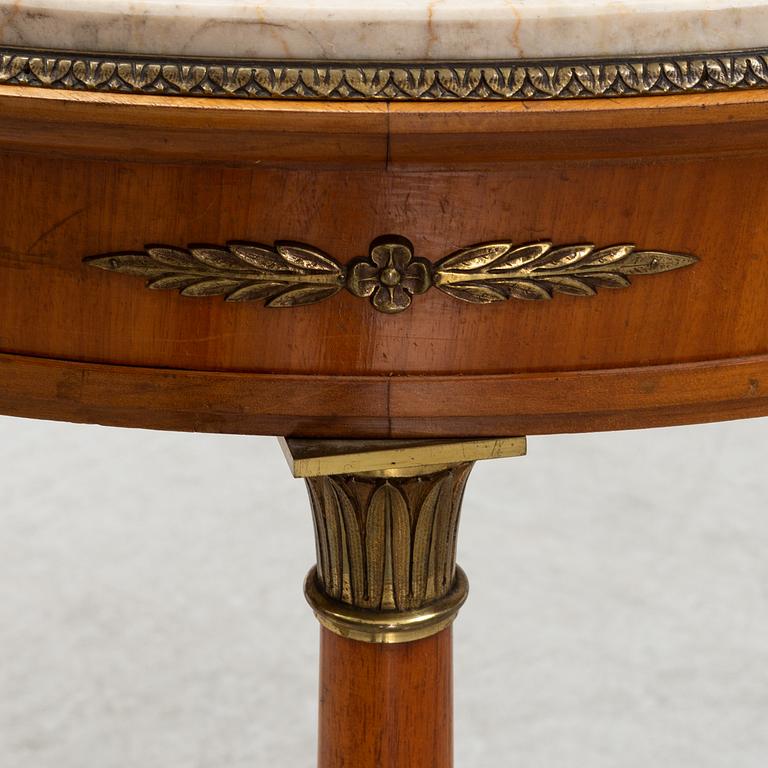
[
  {"left": 303, "top": 461, "right": 469, "bottom": 768},
  {"left": 283, "top": 438, "right": 525, "bottom": 768},
  {"left": 318, "top": 627, "right": 453, "bottom": 768}
]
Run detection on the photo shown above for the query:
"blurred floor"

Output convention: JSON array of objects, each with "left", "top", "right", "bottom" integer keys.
[{"left": 0, "top": 416, "right": 766, "bottom": 767}]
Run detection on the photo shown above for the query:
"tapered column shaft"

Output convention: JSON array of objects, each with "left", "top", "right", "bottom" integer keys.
[
  {"left": 281, "top": 437, "right": 526, "bottom": 768},
  {"left": 319, "top": 626, "right": 453, "bottom": 768}
]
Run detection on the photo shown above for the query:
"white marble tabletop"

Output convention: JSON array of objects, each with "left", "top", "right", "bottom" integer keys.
[{"left": 1, "top": 0, "right": 767, "bottom": 61}]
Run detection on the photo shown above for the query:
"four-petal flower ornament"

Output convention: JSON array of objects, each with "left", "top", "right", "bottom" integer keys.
[
  {"left": 86, "top": 236, "right": 696, "bottom": 313},
  {"left": 347, "top": 239, "right": 432, "bottom": 314}
]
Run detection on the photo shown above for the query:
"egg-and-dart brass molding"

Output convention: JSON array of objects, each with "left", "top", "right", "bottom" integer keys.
[
  {"left": 3, "top": 45, "right": 768, "bottom": 100},
  {"left": 85, "top": 236, "right": 698, "bottom": 314}
]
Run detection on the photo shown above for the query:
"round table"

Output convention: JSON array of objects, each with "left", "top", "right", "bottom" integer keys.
[{"left": 2, "top": 2, "right": 768, "bottom": 765}]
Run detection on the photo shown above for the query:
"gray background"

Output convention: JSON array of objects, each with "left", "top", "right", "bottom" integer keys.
[{"left": 1, "top": 415, "right": 767, "bottom": 767}]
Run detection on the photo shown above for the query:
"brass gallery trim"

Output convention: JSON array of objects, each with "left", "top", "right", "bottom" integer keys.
[
  {"left": 2, "top": 46, "right": 768, "bottom": 100},
  {"left": 85, "top": 237, "right": 698, "bottom": 314}
]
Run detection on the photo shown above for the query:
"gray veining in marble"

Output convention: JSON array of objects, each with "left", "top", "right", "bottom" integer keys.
[{"left": 1, "top": 0, "right": 768, "bottom": 60}]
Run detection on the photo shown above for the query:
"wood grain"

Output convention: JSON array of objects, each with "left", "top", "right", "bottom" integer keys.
[
  {"left": 1, "top": 352, "right": 766, "bottom": 437},
  {"left": 0, "top": 87, "right": 388, "bottom": 166},
  {"left": 1, "top": 152, "right": 768, "bottom": 376},
  {"left": 3, "top": 85, "right": 768, "bottom": 768},
  {"left": 4, "top": 88, "right": 768, "bottom": 166},
  {"left": 389, "top": 91, "right": 768, "bottom": 165},
  {"left": 318, "top": 627, "right": 453, "bottom": 768},
  {"left": 2, "top": 86, "right": 768, "bottom": 435}
]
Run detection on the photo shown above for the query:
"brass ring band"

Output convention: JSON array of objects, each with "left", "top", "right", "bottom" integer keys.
[{"left": 304, "top": 566, "right": 469, "bottom": 644}]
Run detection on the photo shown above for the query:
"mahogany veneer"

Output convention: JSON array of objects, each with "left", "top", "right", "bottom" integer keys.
[
  {"left": 1, "top": 89, "right": 768, "bottom": 437},
  {"left": 3, "top": 83, "right": 768, "bottom": 768},
  {"left": 319, "top": 628, "right": 453, "bottom": 768}
]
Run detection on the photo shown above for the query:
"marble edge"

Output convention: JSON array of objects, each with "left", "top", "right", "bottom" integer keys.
[
  {"left": 2, "top": 44, "right": 768, "bottom": 100},
  {"left": 3, "top": 1, "right": 768, "bottom": 61}
]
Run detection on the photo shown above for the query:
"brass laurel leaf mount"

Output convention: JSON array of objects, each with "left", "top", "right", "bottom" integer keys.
[
  {"left": 85, "top": 235, "right": 697, "bottom": 314},
  {"left": 282, "top": 437, "right": 526, "bottom": 644}
]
